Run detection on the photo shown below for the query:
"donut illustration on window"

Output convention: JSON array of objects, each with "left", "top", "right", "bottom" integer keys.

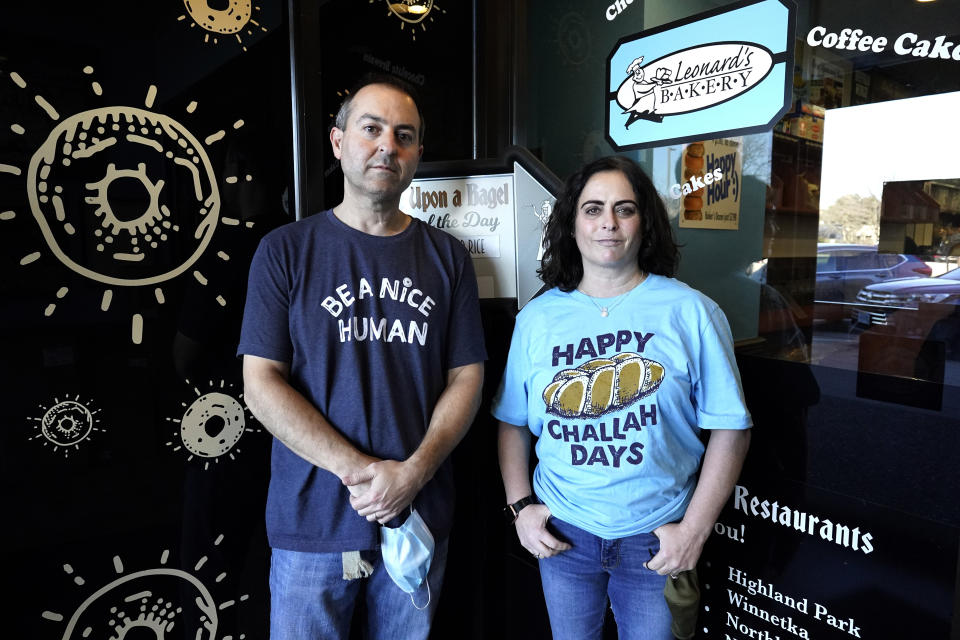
[
  {"left": 166, "top": 378, "right": 262, "bottom": 470},
  {"left": 29, "top": 395, "right": 105, "bottom": 458},
  {"left": 40, "top": 536, "right": 246, "bottom": 639},
  {"left": 542, "top": 352, "right": 664, "bottom": 418},
  {"left": 183, "top": 0, "right": 252, "bottom": 35},
  {"left": 27, "top": 106, "right": 220, "bottom": 287},
  {"left": 380, "top": 0, "right": 444, "bottom": 41},
  {"left": 179, "top": 0, "right": 269, "bottom": 51},
  {"left": 5, "top": 67, "right": 253, "bottom": 345},
  {"left": 180, "top": 391, "right": 246, "bottom": 459},
  {"left": 54, "top": 569, "right": 219, "bottom": 640}
]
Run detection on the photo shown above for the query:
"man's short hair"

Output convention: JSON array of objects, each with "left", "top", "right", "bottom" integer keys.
[{"left": 333, "top": 73, "right": 426, "bottom": 144}]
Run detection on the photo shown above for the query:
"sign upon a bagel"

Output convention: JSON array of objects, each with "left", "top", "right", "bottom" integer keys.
[{"left": 605, "top": 0, "right": 796, "bottom": 151}]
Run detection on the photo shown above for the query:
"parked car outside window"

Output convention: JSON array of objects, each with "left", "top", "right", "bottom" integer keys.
[
  {"left": 853, "top": 266, "right": 960, "bottom": 358},
  {"left": 814, "top": 244, "right": 931, "bottom": 323},
  {"left": 854, "top": 266, "right": 960, "bottom": 323}
]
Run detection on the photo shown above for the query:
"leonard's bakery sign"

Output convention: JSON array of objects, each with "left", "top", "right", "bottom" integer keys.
[{"left": 606, "top": 0, "right": 796, "bottom": 151}]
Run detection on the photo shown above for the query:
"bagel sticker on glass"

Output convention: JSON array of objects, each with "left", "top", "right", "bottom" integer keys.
[
  {"left": 543, "top": 352, "right": 665, "bottom": 418},
  {"left": 28, "top": 394, "right": 105, "bottom": 459},
  {"left": 4, "top": 65, "right": 256, "bottom": 345},
  {"left": 41, "top": 534, "right": 248, "bottom": 639},
  {"left": 381, "top": 0, "right": 444, "bottom": 42},
  {"left": 166, "top": 378, "right": 263, "bottom": 471},
  {"left": 179, "top": 0, "right": 269, "bottom": 52}
]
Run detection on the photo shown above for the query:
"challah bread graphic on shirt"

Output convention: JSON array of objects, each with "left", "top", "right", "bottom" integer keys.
[{"left": 542, "top": 352, "right": 665, "bottom": 418}]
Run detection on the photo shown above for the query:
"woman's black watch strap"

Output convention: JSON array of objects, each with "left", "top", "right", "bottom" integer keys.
[{"left": 504, "top": 495, "right": 537, "bottom": 524}]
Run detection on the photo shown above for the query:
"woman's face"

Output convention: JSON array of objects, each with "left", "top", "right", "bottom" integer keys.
[{"left": 574, "top": 170, "right": 643, "bottom": 274}]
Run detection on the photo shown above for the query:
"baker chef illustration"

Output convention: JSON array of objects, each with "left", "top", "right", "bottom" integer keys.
[
  {"left": 616, "top": 56, "right": 671, "bottom": 127},
  {"left": 533, "top": 199, "right": 553, "bottom": 261}
]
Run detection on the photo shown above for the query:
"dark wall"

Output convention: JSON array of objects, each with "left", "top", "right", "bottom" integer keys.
[
  {"left": 295, "top": 0, "right": 477, "bottom": 215},
  {"left": 0, "top": 3, "right": 292, "bottom": 637}
]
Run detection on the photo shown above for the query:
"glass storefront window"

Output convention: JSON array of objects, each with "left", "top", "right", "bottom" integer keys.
[
  {"left": 518, "top": 4, "right": 960, "bottom": 637},
  {"left": 520, "top": 0, "right": 960, "bottom": 391}
]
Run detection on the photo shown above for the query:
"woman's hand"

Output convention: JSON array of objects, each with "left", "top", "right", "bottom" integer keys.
[
  {"left": 645, "top": 521, "right": 709, "bottom": 577},
  {"left": 514, "top": 504, "right": 571, "bottom": 559},
  {"left": 646, "top": 429, "right": 751, "bottom": 577}
]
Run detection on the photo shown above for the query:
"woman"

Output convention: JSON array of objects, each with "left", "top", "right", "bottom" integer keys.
[{"left": 492, "top": 156, "right": 751, "bottom": 640}]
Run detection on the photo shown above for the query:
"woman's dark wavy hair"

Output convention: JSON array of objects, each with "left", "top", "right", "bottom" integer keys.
[{"left": 538, "top": 155, "right": 680, "bottom": 291}]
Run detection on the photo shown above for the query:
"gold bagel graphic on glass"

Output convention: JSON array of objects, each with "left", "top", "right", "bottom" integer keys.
[
  {"left": 683, "top": 142, "right": 706, "bottom": 221},
  {"left": 183, "top": 0, "right": 252, "bottom": 35},
  {"left": 543, "top": 352, "right": 664, "bottom": 418}
]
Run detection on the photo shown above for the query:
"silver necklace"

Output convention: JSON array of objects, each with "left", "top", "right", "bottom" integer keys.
[
  {"left": 578, "top": 274, "right": 645, "bottom": 317},
  {"left": 579, "top": 288, "right": 632, "bottom": 317}
]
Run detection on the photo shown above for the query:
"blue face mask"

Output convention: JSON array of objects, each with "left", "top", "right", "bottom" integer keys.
[{"left": 380, "top": 507, "right": 435, "bottom": 610}]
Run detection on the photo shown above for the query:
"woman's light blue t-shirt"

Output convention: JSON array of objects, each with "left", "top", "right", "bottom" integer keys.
[{"left": 491, "top": 275, "right": 751, "bottom": 539}]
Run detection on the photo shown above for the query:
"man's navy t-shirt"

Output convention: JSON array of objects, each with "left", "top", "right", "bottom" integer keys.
[{"left": 238, "top": 210, "right": 486, "bottom": 552}]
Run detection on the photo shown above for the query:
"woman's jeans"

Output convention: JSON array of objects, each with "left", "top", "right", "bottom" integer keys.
[
  {"left": 269, "top": 538, "right": 448, "bottom": 640},
  {"left": 538, "top": 517, "right": 672, "bottom": 640}
]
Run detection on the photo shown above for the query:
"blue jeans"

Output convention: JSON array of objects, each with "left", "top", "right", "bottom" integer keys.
[
  {"left": 269, "top": 538, "right": 448, "bottom": 640},
  {"left": 538, "top": 518, "right": 672, "bottom": 640}
]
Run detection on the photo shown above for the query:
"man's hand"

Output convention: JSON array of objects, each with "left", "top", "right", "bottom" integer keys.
[
  {"left": 341, "top": 454, "right": 381, "bottom": 499},
  {"left": 644, "top": 521, "right": 709, "bottom": 577},
  {"left": 343, "top": 459, "right": 425, "bottom": 524},
  {"left": 514, "top": 504, "right": 571, "bottom": 559}
]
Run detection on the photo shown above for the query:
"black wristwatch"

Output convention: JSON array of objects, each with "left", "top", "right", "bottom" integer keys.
[{"left": 503, "top": 495, "right": 537, "bottom": 524}]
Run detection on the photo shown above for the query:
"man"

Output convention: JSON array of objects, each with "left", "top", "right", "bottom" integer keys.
[{"left": 238, "top": 75, "right": 486, "bottom": 639}]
